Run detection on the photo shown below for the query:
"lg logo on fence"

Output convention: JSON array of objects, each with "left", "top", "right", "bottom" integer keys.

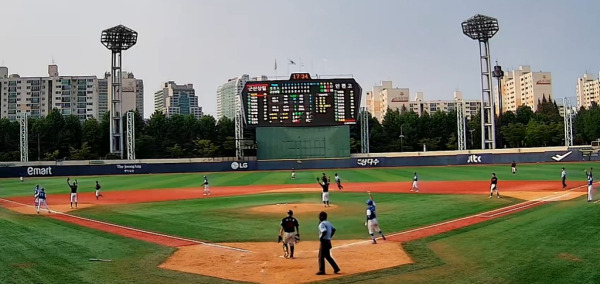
[
  {"left": 467, "top": 155, "right": 482, "bottom": 163},
  {"left": 357, "top": 158, "right": 380, "bottom": 166},
  {"left": 27, "top": 166, "right": 53, "bottom": 176},
  {"left": 231, "top": 162, "right": 248, "bottom": 170}
]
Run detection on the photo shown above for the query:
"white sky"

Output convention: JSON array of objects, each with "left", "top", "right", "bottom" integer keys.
[{"left": 1, "top": 0, "right": 599, "bottom": 118}]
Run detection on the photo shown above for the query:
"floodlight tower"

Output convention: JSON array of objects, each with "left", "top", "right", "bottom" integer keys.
[
  {"left": 462, "top": 14, "right": 500, "bottom": 149},
  {"left": 101, "top": 25, "right": 138, "bottom": 159}
]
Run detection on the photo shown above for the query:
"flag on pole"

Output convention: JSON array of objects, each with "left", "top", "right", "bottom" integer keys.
[{"left": 274, "top": 59, "right": 277, "bottom": 71}]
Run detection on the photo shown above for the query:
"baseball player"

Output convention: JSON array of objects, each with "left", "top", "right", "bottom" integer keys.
[
  {"left": 365, "top": 192, "right": 386, "bottom": 244},
  {"left": 291, "top": 168, "right": 296, "bottom": 179},
  {"left": 278, "top": 210, "right": 300, "bottom": 259},
  {"left": 410, "top": 172, "right": 419, "bottom": 192},
  {"left": 67, "top": 178, "right": 78, "bottom": 208},
  {"left": 203, "top": 176, "right": 211, "bottom": 195},
  {"left": 20, "top": 176, "right": 24, "bottom": 182},
  {"left": 334, "top": 173, "right": 343, "bottom": 190},
  {"left": 36, "top": 188, "right": 51, "bottom": 214},
  {"left": 489, "top": 173, "right": 500, "bottom": 198},
  {"left": 511, "top": 161, "right": 517, "bottom": 175},
  {"left": 33, "top": 184, "right": 40, "bottom": 207},
  {"left": 585, "top": 168, "right": 594, "bottom": 202},
  {"left": 561, "top": 167, "right": 567, "bottom": 189},
  {"left": 317, "top": 176, "right": 331, "bottom": 207},
  {"left": 316, "top": 211, "right": 340, "bottom": 275},
  {"left": 95, "top": 181, "right": 103, "bottom": 199}
]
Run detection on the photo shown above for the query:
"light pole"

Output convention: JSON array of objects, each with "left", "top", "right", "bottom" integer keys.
[
  {"left": 399, "top": 124, "right": 405, "bottom": 152},
  {"left": 469, "top": 129, "right": 475, "bottom": 148}
]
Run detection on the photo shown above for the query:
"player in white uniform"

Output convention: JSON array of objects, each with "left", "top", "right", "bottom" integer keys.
[
  {"left": 291, "top": 168, "right": 296, "bottom": 179},
  {"left": 334, "top": 173, "right": 343, "bottom": 190},
  {"left": 410, "top": 172, "right": 419, "bottom": 192},
  {"left": 36, "top": 188, "right": 51, "bottom": 214},
  {"left": 365, "top": 192, "right": 386, "bottom": 244},
  {"left": 585, "top": 168, "right": 594, "bottom": 202},
  {"left": 33, "top": 184, "right": 40, "bottom": 207},
  {"left": 67, "top": 178, "right": 78, "bottom": 208},
  {"left": 203, "top": 176, "right": 211, "bottom": 195},
  {"left": 95, "top": 181, "right": 103, "bottom": 199}
]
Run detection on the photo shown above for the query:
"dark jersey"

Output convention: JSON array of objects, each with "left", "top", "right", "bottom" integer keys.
[
  {"left": 281, "top": 216, "right": 299, "bottom": 233},
  {"left": 320, "top": 181, "right": 330, "bottom": 192},
  {"left": 491, "top": 177, "right": 498, "bottom": 185},
  {"left": 95, "top": 183, "right": 101, "bottom": 190},
  {"left": 511, "top": 162, "right": 516, "bottom": 168},
  {"left": 69, "top": 183, "right": 78, "bottom": 193},
  {"left": 38, "top": 191, "right": 46, "bottom": 200}
]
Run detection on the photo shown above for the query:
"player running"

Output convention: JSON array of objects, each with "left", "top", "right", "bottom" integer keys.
[
  {"left": 291, "top": 168, "right": 296, "bottom": 179},
  {"left": 410, "top": 172, "right": 419, "bottom": 192},
  {"left": 317, "top": 176, "right": 331, "bottom": 207},
  {"left": 585, "top": 168, "right": 594, "bottom": 202},
  {"left": 511, "top": 161, "right": 517, "bottom": 175},
  {"left": 365, "top": 192, "right": 386, "bottom": 244},
  {"left": 334, "top": 173, "right": 343, "bottom": 190},
  {"left": 95, "top": 181, "right": 103, "bottom": 199},
  {"left": 489, "top": 173, "right": 500, "bottom": 198},
  {"left": 33, "top": 184, "right": 40, "bottom": 207},
  {"left": 278, "top": 210, "right": 300, "bottom": 259},
  {"left": 36, "top": 188, "right": 51, "bottom": 214},
  {"left": 203, "top": 176, "right": 211, "bottom": 195},
  {"left": 67, "top": 178, "right": 78, "bottom": 208}
]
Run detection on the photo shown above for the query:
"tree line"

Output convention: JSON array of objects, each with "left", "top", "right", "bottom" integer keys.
[{"left": 1, "top": 99, "right": 599, "bottom": 161}]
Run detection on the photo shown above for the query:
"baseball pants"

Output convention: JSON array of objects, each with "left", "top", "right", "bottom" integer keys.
[{"left": 318, "top": 239, "right": 339, "bottom": 273}]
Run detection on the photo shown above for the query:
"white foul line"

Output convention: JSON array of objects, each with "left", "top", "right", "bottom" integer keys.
[
  {"left": 0, "top": 198, "right": 250, "bottom": 253},
  {"left": 334, "top": 183, "right": 597, "bottom": 250}
]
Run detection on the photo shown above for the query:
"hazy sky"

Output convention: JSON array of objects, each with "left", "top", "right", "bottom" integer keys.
[{"left": 2, "top": 0, "right": 599, "bottom": 118}]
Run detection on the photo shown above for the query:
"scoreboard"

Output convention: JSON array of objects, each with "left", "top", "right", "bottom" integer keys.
[{"left": 241, "top": 73, "right": 362, "bottom": 127}]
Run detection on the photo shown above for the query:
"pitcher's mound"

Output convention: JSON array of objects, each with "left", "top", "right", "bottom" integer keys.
[{"left": 250, "top": 203, "right": 338, "bottom": 214}]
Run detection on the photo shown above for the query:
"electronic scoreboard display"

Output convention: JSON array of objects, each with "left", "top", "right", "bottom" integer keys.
[{"left": 241, "top": 73, "right": 362, "bottom": 127}]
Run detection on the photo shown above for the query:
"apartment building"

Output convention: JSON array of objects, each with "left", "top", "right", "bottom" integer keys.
[
  {"left": 576, "top": 73, "right": 600, "bottom": 109},
  {"left": 499, "top": 65, "right": 553, "bottom": 113},
  {"left": 216, "top": 74, "right": 268, "bottom": 120},
  {"left": 154, "top": 81, "right": 203, "bottom": 119},
  {"left": 100, "top": 72, "right": 144, "bottom": 118}
]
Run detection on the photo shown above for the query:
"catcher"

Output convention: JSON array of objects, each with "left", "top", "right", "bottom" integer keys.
[{"left": 278, "top": 210, "right": 300, "bottom": 258}]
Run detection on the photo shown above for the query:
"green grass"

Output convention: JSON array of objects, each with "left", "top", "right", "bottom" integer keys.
[
  {"left": 71, "top": 192, "right": 518, "bottom": 242},
  {"left": 0, "top": 162, "right": 597, "bottom": 198},
  {"left": 0, "top": 207, "right": 237, "bottom": 284},
  {"left": 324, "top": 196, "right": 600, "bottom": 284}
]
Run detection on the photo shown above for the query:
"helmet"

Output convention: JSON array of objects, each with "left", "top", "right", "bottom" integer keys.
[{"left": 366, "top": 200, "right": 373, "bottom": 205}]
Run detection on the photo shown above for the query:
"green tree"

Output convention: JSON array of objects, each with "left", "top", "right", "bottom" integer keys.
[{"left": 501, "top": 123, "right": 527, "bottom": 148}]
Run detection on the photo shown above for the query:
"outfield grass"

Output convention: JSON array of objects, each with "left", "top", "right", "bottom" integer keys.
[
  {"left": 0, "top": 162, "right": 597, "bottom": 198},
  {"left": 0, "top": 207, "right": 236, "bottom": 284},
  {"left": 71, "top": 192, "right": 519, "bottom": 242},
  {"left": 323, "top": 195, "right": 600, "bottom": 284}
]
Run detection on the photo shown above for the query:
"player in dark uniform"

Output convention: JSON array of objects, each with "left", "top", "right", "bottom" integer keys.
[
  {"left": 489, "top": 173, "right": 500, "bottom": 198},
  {"left": 511, "top": 161, "right": 517, "bottom": 175},
  {"left": 278, "top": 210, "right": 300, "bottom": 258},
  {"left": 317, "top": 176, "right": 331, "bottom": 207},
  {"left": 95, "top": 181, "right": 103, "bottom": 199},
  {"left": 67, "top": 178, "right": 78, "bottom": 208}
]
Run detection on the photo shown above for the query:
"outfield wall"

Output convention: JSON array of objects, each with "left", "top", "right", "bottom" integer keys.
[{"left": 0, "top": 147, "right": 593, "bottom": 178}]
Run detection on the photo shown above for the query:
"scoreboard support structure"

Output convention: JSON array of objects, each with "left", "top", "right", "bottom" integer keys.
[
  {"left": 360, "top": 107, "right": 369, "bottom": 153},
  {"left": 235, "top": 110, "right": 244, "bottom": 159}
]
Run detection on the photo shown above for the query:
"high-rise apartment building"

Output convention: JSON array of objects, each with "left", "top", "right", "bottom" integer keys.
[
  {"left": 366, "top": 81, "right": 481, "bottom": 121},
  {"left": 576, "top": 73, "right": 600, "bottom": 109},
  {"left": 99, "top": 72, "right": 144, "bottom": 118},
  {"left": 0, "top": 65, "right": 98, "bottom": 121},
  {"left": 499, "top": 65, "right": 552, "bottom": 113},
  {"left": 216, "top": 74, "right": 268, "bottom": 120},
  {"left": 0, "top": 65, "right": 144, "bottom": 121},
  {"left": 154, "top": 81, "right": 203, "bottom": 119}
]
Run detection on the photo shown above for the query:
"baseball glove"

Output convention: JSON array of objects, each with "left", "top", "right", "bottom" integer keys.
[{"left": 278, "top": 236, "right": 282, "bottom": 243}]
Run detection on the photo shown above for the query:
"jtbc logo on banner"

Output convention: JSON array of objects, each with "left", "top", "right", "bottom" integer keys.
[
  {"left": 357, "top": 158, "right": 380, "bottom": 166},
  {"left": 466, "top": 155, "right": 482, "bottom": 163},
  {"left": 231, "top": 162, "right": 249, "bottom": 170}
]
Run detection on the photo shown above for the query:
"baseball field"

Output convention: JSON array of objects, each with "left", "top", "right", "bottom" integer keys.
[{"left": 1, "top": 162, "right": 599, "bottom": 283}]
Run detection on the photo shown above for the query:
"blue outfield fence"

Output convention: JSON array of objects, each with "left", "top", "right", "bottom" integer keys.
[{"left": 0, "top": 149, "right": 587, "bottom": 178}]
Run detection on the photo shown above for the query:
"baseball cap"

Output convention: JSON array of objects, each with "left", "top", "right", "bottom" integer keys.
[{"left": 287, "top": 210, "right": 293, "bottom": 215}]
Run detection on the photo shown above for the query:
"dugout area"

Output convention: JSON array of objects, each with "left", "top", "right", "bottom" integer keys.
[{"left": 256, "top": 125, "right": 350, "bottom": 160}]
